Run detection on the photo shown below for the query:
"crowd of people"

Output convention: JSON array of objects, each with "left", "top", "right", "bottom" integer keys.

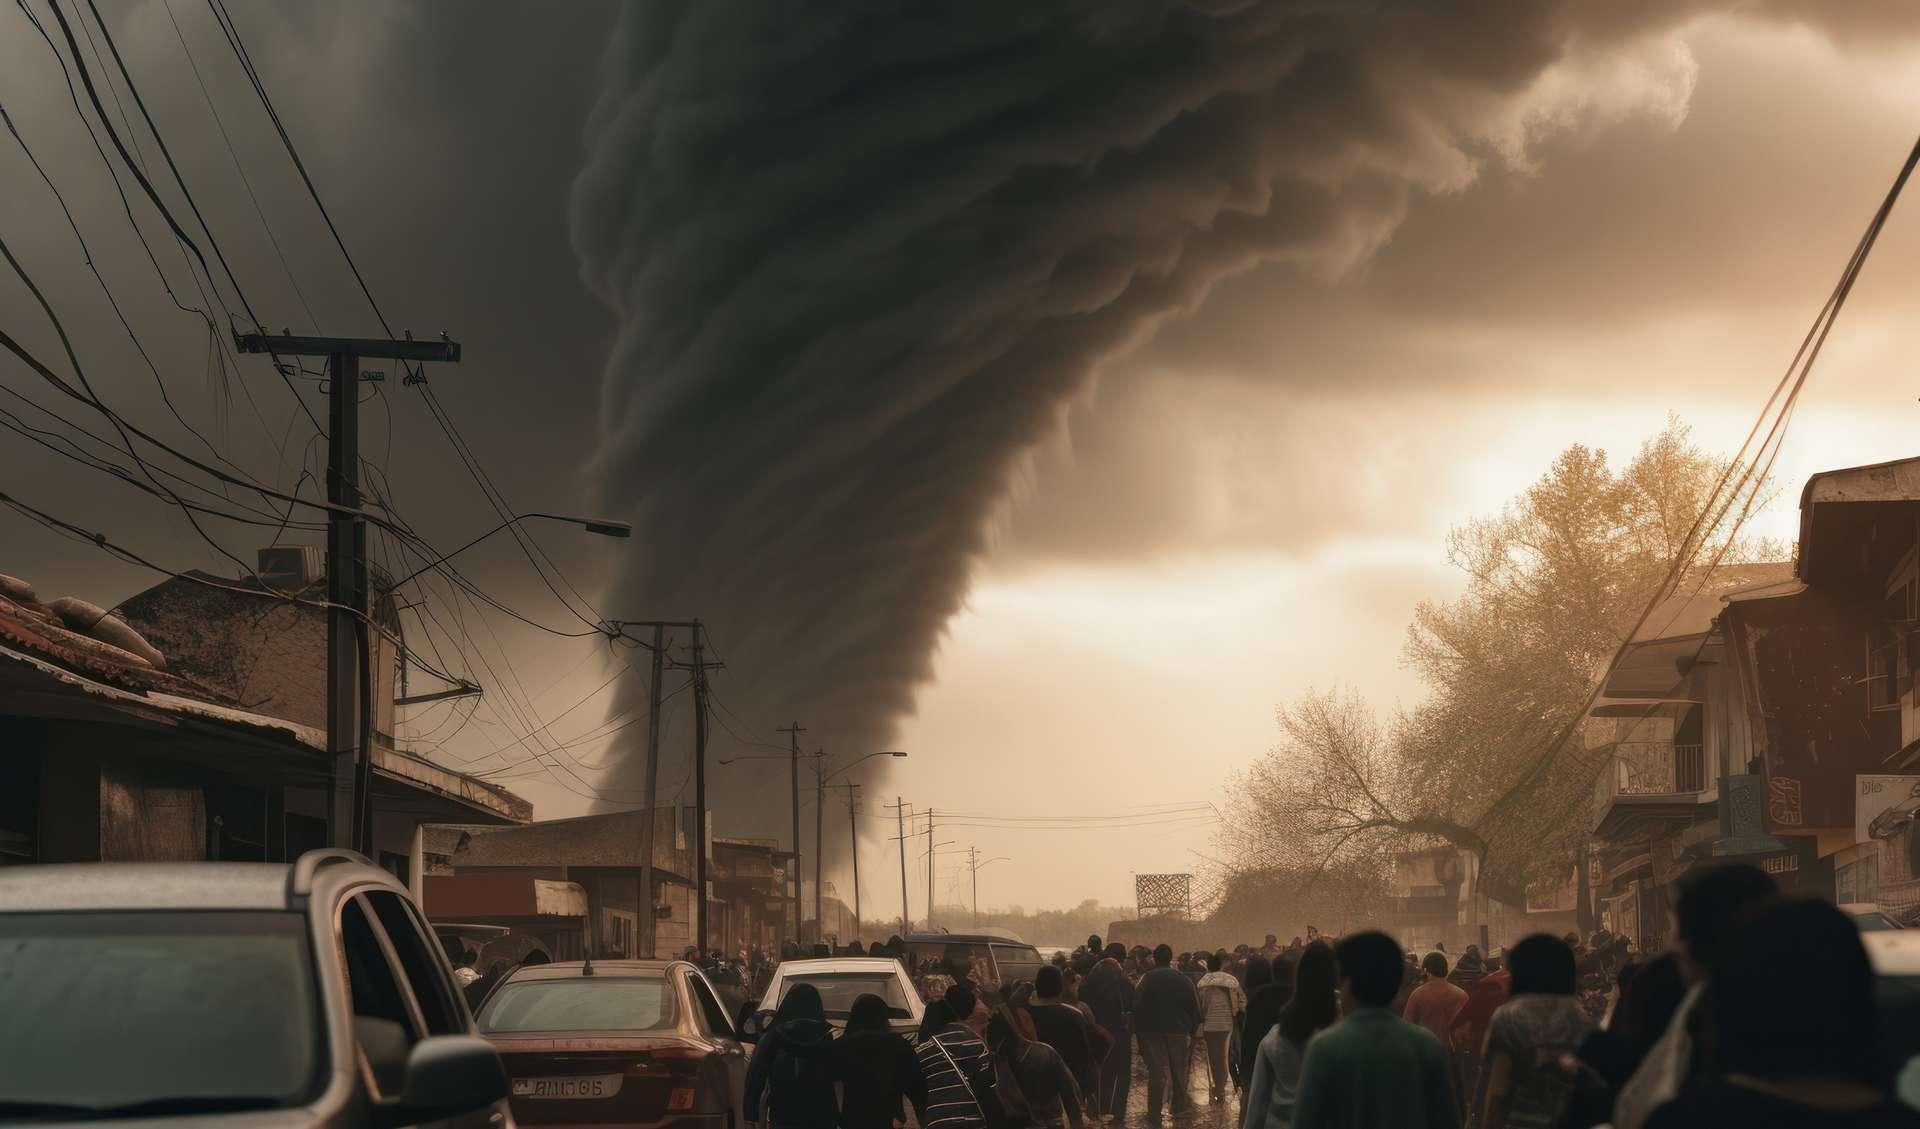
[{"left": 735, "top": 865, "right": 1920, "bottom": 1128}]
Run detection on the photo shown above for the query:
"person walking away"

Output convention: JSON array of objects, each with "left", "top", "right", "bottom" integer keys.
[
  {"left": 1289, "top": 932, "right": 1458, "bottom": 1129},
  {"left": 1644, "top": 897, "right": 1920, "bottom": 1129},
  {"left": 1404, "top": 951, "right": 1469, "bottom": 1054},
  {"left": 1006, "top": 980, "right": 1043, "bottom": 1042},
  {"left": 1478, "top": 934, "right": 1593, "bottom": 1129},
  {"left": 989, "top": 1007, "right": 1084, "bottom": 1129},
  {"left": 1076, "top": 936, "right": 1103, "bottom": 978},
  {"left": 1240, "top": 954, "right": 1292, "bottom": 1092},
  {"left": 1134, "top": 943, "right": 1204, "bottom": 1124},
  {"left": 1081, "top": 943, "right": 1134, "bottom": 1125},
  {"left": 835, "top": 993, "right": 927, "bottom": 1129},
  {"left": 744, "top": 982, "right": 838, "bottom": 1129},
  {"left": 1559, "top": 955, "right": 1685, "bottom": 1129},
  {"left": 1242, "top": 941, "right": 1338, "bottom": 1129},
  {"left": 1450, "top": 946, "right": 1486, "bottom": 991},
  {"left": 1611, "top": 863, "right": 1776, "bottom": 1129},
  {"left": 1029, "top": 966, "right": 1108, "bottom": 1122},
  {"left": 1198, "top": 951, "right": 1248, "bottom": 1102},
  {"left": 1450, "top": 948, "right": 1511, "bottom": 1123},
  {"left": 948, "top": 982, "right": 992, "bottom": 1040},
  {"left": 1392, "top": 953, "right": 1421, "bottom": 1016},
  {"left": 915, "top": 1001, "right": 993, "bottom": 1129}
]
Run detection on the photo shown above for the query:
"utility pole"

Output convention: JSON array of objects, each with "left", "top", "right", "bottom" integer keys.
[
  {"left": 777, "top": 722, "right": 806, "bottom": 944},
  {"left": 235, "top": 332, "right": 458, "bottom": 855},
  {"left": 926, "top": 807, "right": 935, "bottom": 932},
  {"left": 969, "top": 846, "right": 980, "bottom": 924},
  {"left": 640, "top": 623, "right": 665, "bottom": 957},
  {"left": 689, "top": 624, "right": 711, "bottom": 955},
  {"left": 827, "top": 783, "right": 862, "bottom": 937},
  {"left": 611, "top": 619, "right": 703, "bottom": 958},
  {"left": 814, "top": 748, "right": 826, "bottom": 940},
  {"left": 889, "top": 796, "right": 910, "bottom": 934}
]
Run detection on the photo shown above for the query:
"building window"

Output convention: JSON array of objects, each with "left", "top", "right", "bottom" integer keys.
[{"left": 605, "top": 909, "right": 637, "bottom": 958}]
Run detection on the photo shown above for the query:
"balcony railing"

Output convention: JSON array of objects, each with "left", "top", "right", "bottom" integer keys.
[
  {"left": 1594, "top": 742, "right": 1707, "bottom": 831},
  {"left": 1609, "top": 740, "right": 1705, "bottom": 794}
]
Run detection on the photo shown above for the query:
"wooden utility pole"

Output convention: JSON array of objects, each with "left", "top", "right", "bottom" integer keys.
[
  {"left": 814, "top": 748, "right": 826, "bottom": 940},
  {"left": 641, "top": 623, "right": 665, "bottom": 956},
  {"left": 612, "top": 619, "right": 703, "bottom": 958},
  {"left": 235, "top": 332, "right": 458, "bottom": 854},
  {"left": 778, "top": 722, "right": 806, "bottom": 943},
  {"left": 828, "top": 782, "right": 861, "bottom": 937},
  {"left": 926, "top": 807, "right": 935, "bottom": 932},
  {"left": 690, "top": 624, "right": 710, "bottom": 954},
  {"left": 890, "top": 796, "right": 910, "bottom": 935},
  {"left": 969, "top": 846, "right": 980, "bottom": 923}
]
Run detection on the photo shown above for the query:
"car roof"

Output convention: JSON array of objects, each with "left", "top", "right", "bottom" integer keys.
[
  {"left": 0, "top": 862, "right": 296, "bottom": 911},
  {"left": 904, "top": 931, "right": 1030, "bottom": 946},
  {"left": 771, "top": 957, "right": 908, "bottom": 975},
  {"left": 1865, "top": 930, "right": 1920, "bottom": 975},
  {"left": 502, "top": 959, "right": 684, "bottom": 982}
]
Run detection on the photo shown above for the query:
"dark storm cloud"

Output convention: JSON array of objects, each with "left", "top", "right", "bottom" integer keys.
[
  {"left": 1, "top": 0, "right": 617, "bottom": 612},
  {"left": 1009, "top": 12, "right": 1920, "bottom": 568},
  {"left": 567, "top": 0, "right": 1812, "bottom": 827}
]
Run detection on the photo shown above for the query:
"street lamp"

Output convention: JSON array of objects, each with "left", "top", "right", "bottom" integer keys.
[
  {"left": 818, "top": 751, "right": 906, "bottom": 940},
  {"left": 388, "top": 512, "right": 632, "bottom": 588},
  {"left": 971, "top": 855, "right": 1011, "bottom": 924}
]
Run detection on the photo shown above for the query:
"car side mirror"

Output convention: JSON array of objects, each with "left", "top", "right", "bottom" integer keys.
[{"left": 391, "top": 1035, "right": 509, "bottom": 1122}]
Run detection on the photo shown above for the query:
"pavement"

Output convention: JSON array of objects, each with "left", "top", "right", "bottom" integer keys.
[{"left": 1109, "top": 1040, "right": 1246, "bottom": 1129}]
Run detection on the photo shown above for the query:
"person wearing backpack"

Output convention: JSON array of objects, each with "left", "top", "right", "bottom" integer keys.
[
  {"left": 745, "top": 982, "right": 838, "bottom": 1129},
  {"left": 916, "top": 1001, "right": 995, "bottom": 1129},
  {"left": 989, "top": 1007, "right": 1083, "bottom": 1129},
  {"left": 834, "top": 993, "right": 925, "bottom": 1129}
]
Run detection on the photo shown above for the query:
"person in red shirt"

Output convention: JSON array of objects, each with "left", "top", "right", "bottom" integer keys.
[
  {"left": 1449, "top": 948, "right": 1512, "bottom": 1122},
  {"left": 1404, "top": 951, "right": 1469, "bottom": 1050}
]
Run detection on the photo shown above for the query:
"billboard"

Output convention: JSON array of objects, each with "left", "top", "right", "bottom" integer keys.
[{"left": 1856, "top": 775, "right": 1920, "bottom": 843}]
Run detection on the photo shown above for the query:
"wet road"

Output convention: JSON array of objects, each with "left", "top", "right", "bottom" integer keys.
[{"left": 1109, "top": 1041, "right": 1245, "bottom": 1129}]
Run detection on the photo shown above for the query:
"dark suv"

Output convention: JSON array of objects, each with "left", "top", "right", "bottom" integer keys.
[{"left": 0, "top": 848, "right": 512, "bottom": 1127}]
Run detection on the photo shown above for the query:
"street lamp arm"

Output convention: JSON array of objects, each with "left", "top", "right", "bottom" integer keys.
[
  {"left": 389, "top": 512, "right": 630, "bottom": 589},
  {"left": 821, "top": 749, "right": 908, "bottom": 784}
]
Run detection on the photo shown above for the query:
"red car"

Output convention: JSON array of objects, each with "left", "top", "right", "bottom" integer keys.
[{"left": 477, "top": 959, "right": 747, "bottom": 1128}]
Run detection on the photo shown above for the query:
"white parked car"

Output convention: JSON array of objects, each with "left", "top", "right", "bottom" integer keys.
[{"left": 744, "top": 957, "right": 924, "bottom": 1043}]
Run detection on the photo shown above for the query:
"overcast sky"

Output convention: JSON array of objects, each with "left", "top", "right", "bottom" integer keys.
[{"left": 7, "top": 4, "right": 1920, "bottom": 916}]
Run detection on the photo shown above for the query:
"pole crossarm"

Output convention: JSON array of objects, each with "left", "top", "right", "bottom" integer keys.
[{"left": 235, "top": 332, "right": 460, "bottom": 362}]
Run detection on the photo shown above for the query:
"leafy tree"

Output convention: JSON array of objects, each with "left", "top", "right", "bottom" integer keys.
[{"left": 1218, "top": 418, "right": 1776, "bottom": 902}]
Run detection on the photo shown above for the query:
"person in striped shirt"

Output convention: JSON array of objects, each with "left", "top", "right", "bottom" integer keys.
[{"left": 915, "top": 1000, "right": 993, "bottom": 1129}]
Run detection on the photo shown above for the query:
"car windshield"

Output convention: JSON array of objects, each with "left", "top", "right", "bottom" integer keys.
[
  {"left": 780, "top": 972, "right": 913, "bottom": 1018},
  {"left": 479, "top": 976, "right": 674, "bottom": 1032},
  {"left": 0, "top": 912, "right": 319, "bottom": 1115}
]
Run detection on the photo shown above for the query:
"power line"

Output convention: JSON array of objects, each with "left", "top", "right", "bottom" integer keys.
[{"left": 1480, "top": 125, "right": 1920, "bottom": 829}]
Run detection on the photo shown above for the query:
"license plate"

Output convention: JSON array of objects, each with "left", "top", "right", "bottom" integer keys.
[{"left": 512, "top": 1074, "right": 623, "bottom": 1099}]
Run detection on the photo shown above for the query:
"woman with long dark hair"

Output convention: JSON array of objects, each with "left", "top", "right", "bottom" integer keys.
[
  {"left": 744, "top": 982, "right": 838, "bottom": 1129},
  {"left": 1238, "top": 954, "right": 1293, "bottom": 1091},
  {"left": 987, "top": 1007, "right": 1079, "bottom": 1129},
  {"left": 833, "top": 993, "right": 924, "bottom": 1129},
  {"left": 1557, "top": 955, "right": 1685, "bottom": 1129},
  {"left": 1242, "top": 941, "right": 1340, "bottom": 1129}
]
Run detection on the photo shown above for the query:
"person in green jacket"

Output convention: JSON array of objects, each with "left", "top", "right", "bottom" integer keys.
[{"left": 1290, "top": 932, "right": 1459, "bottom": 1129}]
